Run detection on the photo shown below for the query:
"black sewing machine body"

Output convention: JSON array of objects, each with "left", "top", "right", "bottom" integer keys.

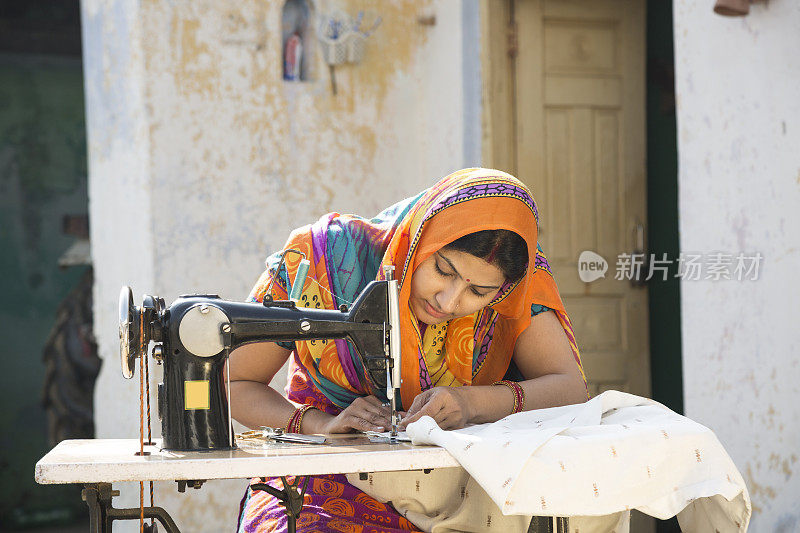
[{"left": 120, "top": 280, "right": 397, "bottom": 451}]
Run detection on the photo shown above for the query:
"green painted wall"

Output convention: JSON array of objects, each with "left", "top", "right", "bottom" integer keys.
[
  {"left": 646, "top": 0, "right": 683, "bottom": 416},
  {"left": 0, "top": 53, "right": 90, "bottom": 527},
  {"left": 646, "top": 2, "right": 682, "bottom": 532}
]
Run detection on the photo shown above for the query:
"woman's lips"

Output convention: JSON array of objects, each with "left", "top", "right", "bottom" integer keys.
[{"left": 424, "top": 300, "right": 448, "bottom": 319}]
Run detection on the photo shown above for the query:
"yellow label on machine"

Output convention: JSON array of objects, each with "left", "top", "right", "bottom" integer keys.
[{"left": 184, "top": 380, "right": 210, "bottom": 410}]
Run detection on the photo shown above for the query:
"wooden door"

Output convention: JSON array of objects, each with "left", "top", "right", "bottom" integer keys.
[
  {"left": 505, "top": 3, "right": 653, "bottom": 528},
  {"left": 492, "top": 0, "right": 650, "bottom": 398}
]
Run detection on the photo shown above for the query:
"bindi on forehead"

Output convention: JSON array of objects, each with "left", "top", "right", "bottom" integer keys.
[{"left": 436, "top": 251, "right": 503, "bottom": 290}]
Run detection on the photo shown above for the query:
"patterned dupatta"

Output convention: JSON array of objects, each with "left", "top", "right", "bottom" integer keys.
[{"left": 248, "top": 169, "right": 585, "bottom": 413}]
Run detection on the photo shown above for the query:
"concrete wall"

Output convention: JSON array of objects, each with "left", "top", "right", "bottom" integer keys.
[
  {"left": 674, "top": 2, "right": 800, "bottom": 530},
  {"left": 82, "top": 0, "right": 480, "bottom": 530}
]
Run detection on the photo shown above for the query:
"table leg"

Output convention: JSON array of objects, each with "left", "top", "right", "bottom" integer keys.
[
  {"left": 527, "top": 516, "right": 569, "bottom": 533},
  {"left": 81, "top": 483, "right": 182, "bottom": 533},
  {"left": 251, "top": 476, "right": 309, "bottom": 533}
]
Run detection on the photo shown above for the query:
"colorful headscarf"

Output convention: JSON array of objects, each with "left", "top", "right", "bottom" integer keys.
[{"left": 248, "top": 168, "right": 585, "bottom": 413}]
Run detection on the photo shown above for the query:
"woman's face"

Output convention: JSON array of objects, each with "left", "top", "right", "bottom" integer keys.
[{"left": 409, "top": 248, "right": 506, "bottom": 325}]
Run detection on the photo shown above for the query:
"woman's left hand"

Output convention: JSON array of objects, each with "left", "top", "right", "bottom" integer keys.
[{"left": 399, "top": 386, "right": 473, "bottom": 430}]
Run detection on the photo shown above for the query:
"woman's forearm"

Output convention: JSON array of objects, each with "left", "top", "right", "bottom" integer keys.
[
  {"left": 230, "top": 380, "right": 298, "bottom": 430},
  {"left": 463, "top": 372, "right": 587, "bottom": 425},
  {"left": 229, "top": 341, "right": 336, "bottom": 433},
  {"left": 229, "top": 380, "right": 332, "bottom": 433}
]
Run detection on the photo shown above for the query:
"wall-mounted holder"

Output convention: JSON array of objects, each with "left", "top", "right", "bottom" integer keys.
[{"left": 317, "top": 10, "right": 381, "bottom": 95}]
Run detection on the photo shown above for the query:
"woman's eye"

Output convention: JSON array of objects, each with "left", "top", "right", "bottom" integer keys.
[
  {"left": 434, "top": 261, "right": 451, "bottom": 276},
  {"left": 471, "top": 288, "right": 490, "bottom": 297}
]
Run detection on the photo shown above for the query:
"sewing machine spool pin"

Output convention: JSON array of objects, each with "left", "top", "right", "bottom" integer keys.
[{"left": 383, "top": 265, "right": 402, "bottom": 440}]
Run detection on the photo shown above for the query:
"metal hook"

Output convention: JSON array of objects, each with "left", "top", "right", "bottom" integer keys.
[{"left": 264, "top": 249, "right": 306, "bottom": 301}]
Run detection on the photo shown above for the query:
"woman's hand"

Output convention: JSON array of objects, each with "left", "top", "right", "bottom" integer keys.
[
  {"left": 399, "top": 386, "right": 473, "bottom": 430},
  {"left": 318, "top": 395, "right": 392, "bottom": 434}
]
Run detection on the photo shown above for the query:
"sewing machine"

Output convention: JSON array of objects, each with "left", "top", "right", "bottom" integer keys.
[
  {"left": 52, "top": 261, "right": 406, "bottom": 531},
  {"left": 119, "top": 262, "right": 403, "bottom": 450}
]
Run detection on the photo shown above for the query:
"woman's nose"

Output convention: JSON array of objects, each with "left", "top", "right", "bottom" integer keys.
[{"left": 435, "top": 284, "right": 461, "bottom": 314}]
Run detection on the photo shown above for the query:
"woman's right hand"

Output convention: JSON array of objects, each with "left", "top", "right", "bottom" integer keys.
[{"left": 318, "top": 395, "right": 391, "bottom": 434}]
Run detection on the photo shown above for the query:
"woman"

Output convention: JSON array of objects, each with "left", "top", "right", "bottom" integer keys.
[{"left": 233, "top": 168, "right": 587, "bottom": 532}]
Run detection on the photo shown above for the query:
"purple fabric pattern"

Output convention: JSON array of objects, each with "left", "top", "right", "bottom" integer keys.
[
  {"left": 425, "top": 181, "right": 539, "bottom": 225},
  {"left": 535, "top": 252, "right": 551, "bottom": 271},
  {"left": 238, "top": 474, "right": 422, "bottom": 533}
]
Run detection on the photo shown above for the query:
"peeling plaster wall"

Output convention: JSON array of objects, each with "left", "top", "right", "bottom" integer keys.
[
  {"left": 673, "top": 2, "right": 800, "bottom": 530},
  {"left": 83, "top": 1, "right": 478, "bottom": 531}
]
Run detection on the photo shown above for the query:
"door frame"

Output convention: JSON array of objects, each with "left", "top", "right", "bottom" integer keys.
[{"left": 480, "top": 0, "right": 517, "bottom": 174}]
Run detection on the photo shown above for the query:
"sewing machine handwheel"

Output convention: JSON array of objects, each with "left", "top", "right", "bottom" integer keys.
[{"left": 119, "top": 286, "right": 140, "bottom": 379}]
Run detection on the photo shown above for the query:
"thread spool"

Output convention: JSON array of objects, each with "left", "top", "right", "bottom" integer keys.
[{"left": 290, "top": 259, "right": 311, "bottom": 302}]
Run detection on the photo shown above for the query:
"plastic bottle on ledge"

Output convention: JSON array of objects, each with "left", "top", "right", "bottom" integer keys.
[{"left": 284, "top": 32, "right": 303, "bottom": 81}]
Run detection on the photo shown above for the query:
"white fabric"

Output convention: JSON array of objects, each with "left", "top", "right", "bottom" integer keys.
[{"left": 349, "top": 391, "right": 750, "bottom": 533}]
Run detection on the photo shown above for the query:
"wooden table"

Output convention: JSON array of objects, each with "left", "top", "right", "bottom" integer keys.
[{"left": 35, "top": 436, "right": 461, "bottom": 532}]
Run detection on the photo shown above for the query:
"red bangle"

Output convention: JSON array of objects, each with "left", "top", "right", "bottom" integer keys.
[
  {"left": 294, "top": 404, "right": 315, "bottom": 433},
  {"left": 286, "top": 404, "right": 316, "bottom": 433},
  {"left": 492, "top": 380, "right": 525, "bottom": 414},
  {"left": 285, "top": 407, "right": 301, "bottom": 433}
]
